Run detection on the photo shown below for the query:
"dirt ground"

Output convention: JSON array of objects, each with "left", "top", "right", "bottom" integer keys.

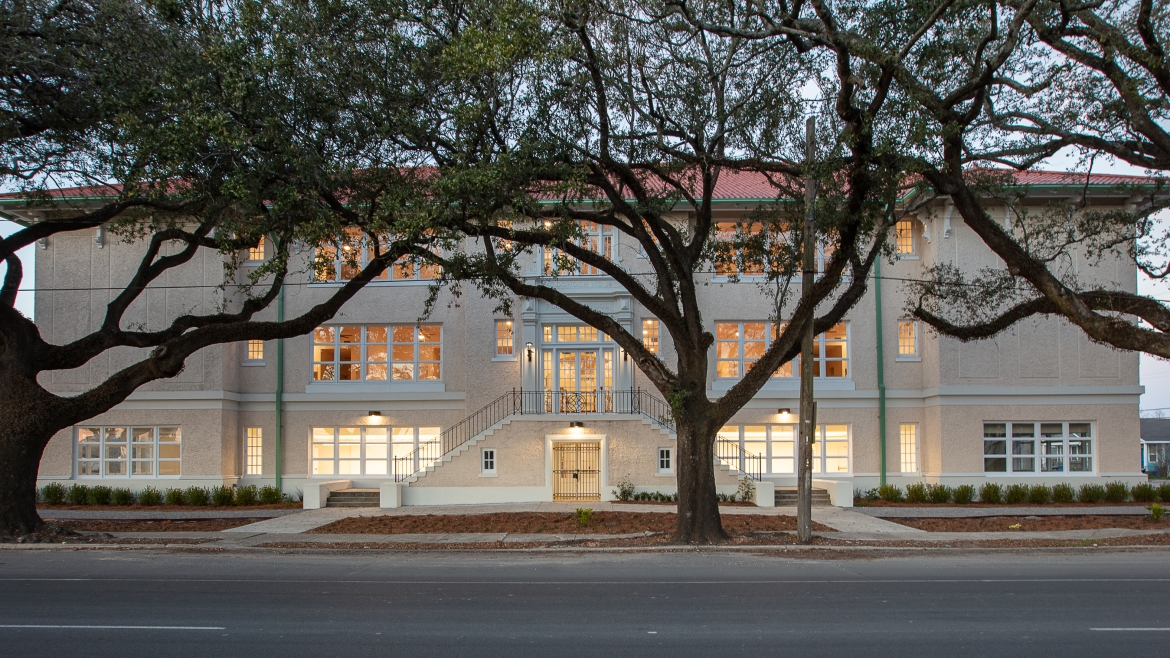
[
  {"left": 888, "top": 515, "right": 1168, "bottom": 532},
  {"left": 45, "top": 518, "right": 266, "bottom": 532},
  {"left": 612, "top": 501, "right": 757, "bottom": 507},
  {"left": 856, "top": 500, "right": 1151, "bottom": 508},
  {"left": 309, "top": 512, "right": 832, "bottom": 535}
]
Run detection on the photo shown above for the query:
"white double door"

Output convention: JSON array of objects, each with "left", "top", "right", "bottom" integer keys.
[{"left": 543, "top": 348, "right": 615, "bottom": 412}]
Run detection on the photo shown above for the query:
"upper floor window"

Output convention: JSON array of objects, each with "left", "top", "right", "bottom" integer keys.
[
  {"left": 314, "top": 228, "right": 439, "bottom": 282},
  {"left": 642, "top": 319, "right": 660, "bottom": 353},
  {"left": 245, "top": 339, "right": 264, "bottom": 362},
  {"left": 248, "top": 236, "right": 265, "bottom": 262},
  {"left": 714, "top": 321, "right": 848, "bottom": 379},
  {"left": 712, "top": 222, "right": 834, "bottom": 277},
  {"left": 496, "top": 320, "right": 514, "bottom": 358},
  {"left": 543, "top": 324, "right": 609, "bottom": 343},
  {"left": 897, "top": 321, "right": 918, "bottom": 359},
  {"left": 76, "top": 426, "right": 181, "bottom": 478},
  {"left": 895, "top": 219, "right": 915, "bottom": 256},
  {"left": 312, "top": 324, "right": 441, "bottom": 382},
  {"left": 543, "top": 221, "right": 613, "bottom": 275},
  {"left": 983, "top": 422, "right": 1094, "bottom": 475}
]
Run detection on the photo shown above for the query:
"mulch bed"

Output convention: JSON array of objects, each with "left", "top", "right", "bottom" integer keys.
[
  {"left": 37, "top": 503, "right": 298, "bottom": 511},
  {"left": 308, "top": 512, "right": 832, "bottom": 535},
  {"left": 888, "top": 515, "right": 1168, "bottom": 532},
  {"left": 855, "top": 500, "right": 1151, "bottom": 507},
  {"left": 612, "top": 501, "right": 757, "bottom": 507},
  {"left": 44, "top": 518, "right": 266, "bottom": 532}
]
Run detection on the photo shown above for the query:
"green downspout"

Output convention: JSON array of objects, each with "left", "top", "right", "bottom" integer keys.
[
  {"left": 875, "top": 259, "right": 888, "bottom": 486},
  {"left": 275, "top": 265, "right": 285, "bottom": 492}
]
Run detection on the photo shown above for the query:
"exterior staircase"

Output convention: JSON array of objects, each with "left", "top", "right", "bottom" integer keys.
[
  {"left": 325, "top": 488, "right": 380, "bottom": 508},
  {"left": 774, "top": 487, "right": 832, "bottom": 507}
]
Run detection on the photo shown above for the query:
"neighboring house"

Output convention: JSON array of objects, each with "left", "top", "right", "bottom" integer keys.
[
  {"left": 1140, "top": 418, "right": 1170, "bottom": 477},
  {"left": 6, "top": 171, "right": 1153, "bottom": 507}
]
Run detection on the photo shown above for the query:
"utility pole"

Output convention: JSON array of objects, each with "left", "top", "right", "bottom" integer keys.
[{"left": 797, "top": 117, "right": 818, "bottom": 544}]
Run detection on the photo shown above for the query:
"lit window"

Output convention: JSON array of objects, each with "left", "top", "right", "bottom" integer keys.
[
  {"left": 642, "top": 319, "right": 659, "bottom": 353},
  {"left": 718, "top": 424, "right": 849, "bottom": 475},
  {"left": 482, "top": 449, "right": 497, "bottom": 474},
  {"left": 248, "top": 236, "right": 265, "bottom": 262},
  {"left": 543, "top": 325, "right": 608, "bottom": 343},
  {"left": 713, "top": 221, "right": 833, "bottom": 277},
  {"left": 543, "top": 221, "right": 613, "bottom": 275},
  {"left": 985, "top": 422, "right": 1093, "bottom": 475},
  {"left": 895, "top": 220, "right": 914, "bottom": 255},
  {"left": 313, "top": 229, "right": 441, "bottom": 282},
  {"left": 715, "top": 321, "right": 847, "bottom": 379},
  {"left": 658, "top": 448, "right": 672, "bottom": 473},
  {"left": 76, "top": 426, "right": 180, "bottom": 478},
  {"left": 311, "top": 426, "right": 389, "bottom": 476},
  {"left": 496, "top": 320, "right": 514, "bottom": 357},
  {"left": 246, "top": 428, "right": 262, "bottom": 476},
  {"left": 312, "top": 325, "right": 440, "bottom": 382},
  {"left": 246, "top": 339, "right": 264, "bottom": 361},
  {"left": 897, "top": 321, "right": 918, "bottom": 357},
  {"left": 900, "top": 424, "right": 917, "bottom": 473}
]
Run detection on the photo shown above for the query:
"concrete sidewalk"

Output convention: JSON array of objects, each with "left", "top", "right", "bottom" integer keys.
[{"left": 854, "top": 506, "right": 1152, "bottom": 518}]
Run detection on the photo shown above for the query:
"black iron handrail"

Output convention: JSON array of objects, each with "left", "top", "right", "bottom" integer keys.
[
  {"left": 393, "top": 388, "right": 677, "bottom": 481},
  {"left": 715, "top": 438, "right": 764, "bottom": 482}
]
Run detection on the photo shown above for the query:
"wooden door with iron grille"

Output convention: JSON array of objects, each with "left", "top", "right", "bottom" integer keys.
[{"left": 552, "top": 442, "right": 601, "bottom": 502}]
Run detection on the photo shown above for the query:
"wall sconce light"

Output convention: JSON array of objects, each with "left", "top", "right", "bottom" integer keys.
[
  {"left": 526, "top": 342, "right": 534, "bottom": 362},
  {"left": 778, "top": 408, "right": 790, "bottom": 415},
  {"left": 369, "top": 410, "right": 382, "bottom": 417},
  {"left": 569, "top": 421, "right": 584, "bottom": 428},
  {"left": 622, "top": 348, "right": 628, "bottom": 362}
]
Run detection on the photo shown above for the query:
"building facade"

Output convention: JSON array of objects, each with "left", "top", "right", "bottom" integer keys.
[{"left": 14, "top": 172, "right": 1149, "bottom": 506}]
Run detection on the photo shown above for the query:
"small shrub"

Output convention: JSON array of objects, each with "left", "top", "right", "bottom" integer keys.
[
  {"left": 1005, "top": 483, "right": 1030, "bottom": 504},
  {"left": 1078, "top": 483, "right": 1106, "bottom": 503},
  {"left": 1028, "top": 484, "right": 1051, "bottom": 505},
  {"left": 613, "top": 475, "right": 635, "bottom": 502},
  {"left": 737, "top": 479, "right": 756, "bottom": 503},
  {"left": 877, "top": 484, "right": 904, "bottom": 502},
  {"left": 1150, "top": 503, "right": 1166, "bottom": 522},
  {"left": 138, "top": 487, "right": 162, "bottom": 506},
  {"left": 65, "top": 484, "right": 89, "bottom": 505},
  {"left": 258, "top": 485, "right": 283, "bottom": 505},
  {"left": 1157, "top": 483, "right": 1170, "bottom": 503},
  {"left": 953, "top": 485, "right": 976, "bottom": 505},
  {"left": 235, "top": 485, "right": 259, "bottom": 506},
  {"left": 163, "top": 487, "right": 185, "bottom": 506},
  {"left": 864, "top": 488, "right": 880, "bottom": 502},
  {"left": 979, "top": 482, "right": 1003, "bottom": 504},
  {"left": 210, "top": 485, "right": 235, "bottom": 507},
  {"left": 926, "top": 484, "right": 952, "bottom": 504},
  {"left": 111, "top": 488, "right": 135, "bottom": 506},
  {"left": 184, "top": 486, "right": 210, "bottom": 506},
  {"left": 574, "top": 508, "right": 593, "bottom": 527},
  {"left": 87, "top": 485, "right": 112, "bottom": 506},
  {"left": 906, "top": 483, "right": 928, "bottom": 503},
  {"left": 1104, "top": 481, "right": 1129, "bottom": 503},
  {"left": 1052, "top": 483, "right": 1075, "bottom": 503},
  {"left": 1132, "top": 483, "right": 1156, "bottom": 503},
  {"left": 289, "top": 488, "right": 303, "bottom": 503},
  {"left": 40, "top": 483, "right": 67, "bottom": 505}
]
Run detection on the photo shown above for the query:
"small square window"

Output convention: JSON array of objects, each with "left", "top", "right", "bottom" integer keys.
[
  {"left": 658, "top": 448, "right": 672, "bottom": 474},
  {"left": 246, "top": 340, "right": 264, "bottom": 361},
  {"left": 481, "top": 449, "right": 496, "bottom": 474}
]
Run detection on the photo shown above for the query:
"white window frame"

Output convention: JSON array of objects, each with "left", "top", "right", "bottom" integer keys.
[
  {"left": 900, "top": 423, "right": 918, "bottom": 473},
  {"left": 312, "top": 230, "right": 440, "bottom": 284},
  {"left": 312, "top": 324, "right": 441, "bottom": 382},
  {"left": 75, "top": 426, "right": 181, "bottom": 479},
  {"left": 245, "top": 427, "right": 263, "bottom": 476},
  {"left": 715, "top": 321, "right": 849, "bottom": 380},
  {"left": 717, "top": 424, "right": 851, "bottom": 476},
  {"left": 712, "top": 221, "right": 834, "bottom": 279},
  {"left": 642, "top": 319, "right": 660, "bottom": 354},
  {"left": 481, "top": 448, "right": 497, "bottom": 476},
  {"left": 657, "top": 447, "right": 673, "bottom": 474},
  {"left": 244, "top": 339, "right": 265, "bottom": 365},
  {"left": 895, "top": 219, "right": 917, "bottom": 258},
  {"left": 983, "top": 422, "right": 1095, "bottom": 475},
  {"left": 494, "top": 320, "right": 516, "bottom": 360},
  {"left": 542, "top": 221, "right": 614, "bottom": 276},
  {"left": 896, "top": 321, "right": 920, "bottom": 361},
  {"left": 247, "top": 236, "right": 266, "bottom": 262},
  {"left": 310, "top": 426, "right": 391, "bottom": 477}
]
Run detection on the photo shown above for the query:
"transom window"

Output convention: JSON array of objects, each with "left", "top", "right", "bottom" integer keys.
[
  {"left": 543, "top": 221, "right": 613, "bottom": 275},
  {"left": 642, "top": 319, "right": 660, "bottom": 353},
  {"left": 312, "top": 325, "right": 441, "bottom": 382},
  {"left": 76, "top": 426, "right": 180, "bottom": 478},
  {"left": 715, "top": 322, "right": 848, "bottom": 379},
  {"left": 718, "top": 424, "right": 850, "bottom": 475},
  {"left": 542, "top": 324, "right": 610, "bottom": 343},
  {"left": 983, "top": 422, "right": 1094, "bottom": 474}
]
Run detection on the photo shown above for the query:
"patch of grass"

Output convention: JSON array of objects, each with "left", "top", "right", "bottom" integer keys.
[
  {"left": 877, "top": 484, "right": 904, "bottom": 503},
  {"left": 905, "top": 483, "right": 928, "bottom": 503},
  {"left": 40, "top": 483, "right": 67, "bottom": 505},
  {"left": 210, "top": 485, "right": 235, "bottom": 507},
  {"left": 1131, "top": 483, "right": 1156, "bottom": 503},
  {"left": 1052, "top": 483, "right": 1075, "bottom": 503},
  {"left": 1078, "top": 483, "right": 1106, "bottom": 504},
  {"left": 235, "top": 485, "right": 259, "bottom": 506},
  {"left": 110, "top": 488, "right": 135, "bottom": 506},
  {"left": 1104, "top": 481, "right": 1129, "bottom": 503},
  {"left": 979, "top": 482, "right": 1003, "bottom": 504},
  {"left": 1028, "top": 484, "right": 1051, "bottom": 505},
  {"left": 1005, "top": 483, "right": 1030, "bottom": 504},
  {"left": 65, "top": 484, "right": 89, "bottom": 506},
  {"left": 258, "top": 485, "right": 282, "bottom": 505},
  {"left": 163, "top": 487, "right": 185, "bottom": 506},
  {"left": 574, "top": 508, "right": 593, "bottom": 527},
  {"left": 87, "top": 485, "right": 112, "bottom": 506},
  {"left": 184, "top": 486, "right": 210, "bottom": 506},
  {"left": 138, "top": 487, "right": 162, "bottom": 506},
  {"left": 926, "top": 484, "right": 952, "bottom": 504},
  {"left": 953, "top": 485, "right": 976, "bottom": 505}
]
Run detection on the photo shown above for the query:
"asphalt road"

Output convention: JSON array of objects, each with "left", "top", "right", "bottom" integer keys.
[{"left": 1, "top": 547, "right": 1168, "bottom": 657}]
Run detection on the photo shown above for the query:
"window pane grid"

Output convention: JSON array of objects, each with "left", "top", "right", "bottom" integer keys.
[
  {"left": 718, "top": 424, "right": 850, "bottom": 475},
  {"left": 313, "top": 324, "right": 441, "bottom": 382},
  {"left": 642, "top": 320, "right": 659, "bottom": 353},
  {"left": 76, "top": 426, "right": 180, "bottom": 478},
  {"left": 248, "top": 236, "right": 265, "bottom": 261},
  {"left": 313, "top": 229, "right": 441, "bottom": 282},
  {"left": 984, "top": 422, "right": 1093, "bottom": 474},
  {"left": 900, "top": 424, "right": 918, "bottom": 473},
  {"left": 897, "top": 321, "right": 917, "bottom": 356},
  {"left": 715, "top": 322, "right": 847, "bottom": 379},
  {"left": 895, "top": 220, "right": 914, "bottom": 255},
  {"left": 496, "top": 320, "right": 514, "bottom": 355},
  {"left": 246, "top": 428, "right": 263, "bottom": 476},
  {"left": 246, "top": 339, "right": 264, "bottom": 361}
]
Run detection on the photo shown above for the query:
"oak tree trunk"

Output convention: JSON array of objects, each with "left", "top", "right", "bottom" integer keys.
[
  {"left": 0, "top": 376, "right": 57, "bottom": 538},
  {"left": 673, "top": 410, "right": 728, "bottom": 544}
]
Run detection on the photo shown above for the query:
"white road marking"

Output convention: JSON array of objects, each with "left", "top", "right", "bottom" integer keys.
[{"left": 0, "top": 625, "right": 225, "bottom": 630}]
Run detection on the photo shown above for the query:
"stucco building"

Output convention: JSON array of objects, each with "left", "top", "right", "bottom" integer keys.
[{"left": 10, "top": 171, "right": 1151, "bottom": 507}]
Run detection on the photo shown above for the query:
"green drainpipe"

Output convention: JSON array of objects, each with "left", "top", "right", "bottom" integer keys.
[
  {"left": 874, "top": 258, "right": 888, "bottom": 486},
  {"left": 275, "top": 272, "right": 285, "bottom": 492}
]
